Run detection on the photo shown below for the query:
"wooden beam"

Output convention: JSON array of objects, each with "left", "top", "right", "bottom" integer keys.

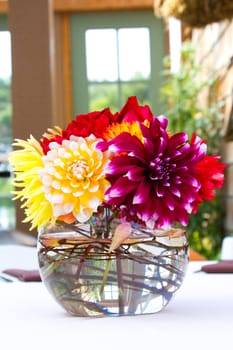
[
  {"left": 61, "top": 13, "right": 73, "bottom": 122},
  {"left": 1, "top": 0, "right": 154, "bottom": 14},
  {"left": 0, "top": 0, "right": 8, "bottom": 13},
  {"left": 53, "top": 0, "right": 153, "bottom": 12},
  {"left": 9, "top": 0, "right": 56, "bottom": 234}
]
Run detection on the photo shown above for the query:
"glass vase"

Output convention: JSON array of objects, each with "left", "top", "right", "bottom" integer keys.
[{"left": 37, "top": 220, "right": 188, "bottom": 317}]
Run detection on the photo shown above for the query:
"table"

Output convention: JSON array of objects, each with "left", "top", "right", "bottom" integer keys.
[{"left": 0, "top": 245, "right": 233, "bottom": 350}]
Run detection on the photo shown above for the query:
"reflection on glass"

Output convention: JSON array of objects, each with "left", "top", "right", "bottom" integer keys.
[
  {"left": 118, "top": 28, "right": 150, "bottom": 81},
  {"left": 85, "top": 29, "right": 118, "bottom": 82},
  {"left": 89, "top": 83, "right": 118, "bottom": 112}
]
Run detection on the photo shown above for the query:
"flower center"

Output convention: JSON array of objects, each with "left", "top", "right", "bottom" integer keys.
[
  {"left": 149, "top": 157, "right": 170, "bottom": 181},
  {"left": 69, "top": 160, "right": 88, "bottom": 180}
]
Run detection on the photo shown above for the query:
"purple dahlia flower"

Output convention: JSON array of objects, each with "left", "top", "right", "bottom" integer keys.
[{"left": 98, "top": 116, "right": 207, "bottom": 228}]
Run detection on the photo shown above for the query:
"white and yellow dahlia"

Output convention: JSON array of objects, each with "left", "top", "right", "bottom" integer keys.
[
  {"left": 9, "top": 134, "right": 110, "bottom": 230},
  {"left": 39, "top": 134, "right": 110, "bottom": 223}
]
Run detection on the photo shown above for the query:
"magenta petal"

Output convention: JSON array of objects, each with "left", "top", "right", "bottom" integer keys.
[
  {"left": 176, "top": 209, "right": 190, "bottom": 226},
  {"left": 167, "top": 200, "right": 175, "bottom": 211},
  {"left": 182, "top": 174, "right": 200, "bottom": 188},
  {"left": 170, "top": 187, "right": 181, "bottom": 197},
  {"left": 107, "top": 155, "right": 142, "bottom": 175},
  {"left": 127, "top": 166, "right": 145, "bottom": 181},
  {"left": 156, "top": 115, "right": 168, "bottom": 129},
  {"left": 169, "top": 132, "right": 188, "bottom": 148},
  {"left": 132, "top": 181, "right": 151, "bottom": 204},
  {"left": 108, "top": 177, "right": 137, "bottom": 198},
  {"left": 109, "top": 133, "right": 144, "bottom": 153},
  {"left": 154, "top": 183, "right": 164, "bottom": 197}
]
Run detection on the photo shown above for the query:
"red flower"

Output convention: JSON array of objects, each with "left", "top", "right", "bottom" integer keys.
[
  {"left": 40, "top": 97, "right": 153, "bottom": 154},
  {"left": 40, "top": 134, "right": 64, "bottom": 155},
  {"left": 115, "top": 96, "right": 153, "bottom": 124},
  {"left": 40, "top": 108, "right": 116, "bottom": 154},
  {"left": 193, "top": 155, "right": 226, "bottom": 213},
  {"left": 63, "top": 108, "right": 116, "bottom": 139}
]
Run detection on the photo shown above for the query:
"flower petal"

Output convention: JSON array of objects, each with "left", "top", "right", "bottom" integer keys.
[{"left": 109, "top": 223, "right": 132, "bottom": 252}]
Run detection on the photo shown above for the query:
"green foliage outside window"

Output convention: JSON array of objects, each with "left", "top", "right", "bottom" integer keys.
[
  {"left": 89, "top": 74, "right": 150, "bottom": 113},
  {"left": 160, "top": 41, "right": 226, "bottom": 259},
  {"left": 0, "top": 78, "right": 12, "bottom": 146}
]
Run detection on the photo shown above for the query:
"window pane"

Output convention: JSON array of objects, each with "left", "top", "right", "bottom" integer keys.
[
  {"left": 0, "top": 183, "right": 15, "bottom": 231},
  {"left": 118, "top": 28, "right": 151, "bottom": 81},
  {"left": 0, "top": 32, "right": 11, "bottom": 80},
  {"left": 89, "top": 83, "right": 118, "bottom": 112},
  {"left": 121, "top": 82, "right": 150, "bottom": 106},
  {"left": 85, "top": 29, "right": 118, "bottom": 82},
  {"left": 0, "top": 31, "right": 15, "bottom": 231},
  {"left": 0, "top": 31, "right": 12, "bottom": 146}
]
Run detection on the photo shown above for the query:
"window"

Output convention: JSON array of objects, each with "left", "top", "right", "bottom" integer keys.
[
  {"left": 85, "top": 27, "right": 151, "bottom": 112},
  {"left": 70, "top": 11, "right": 165, "bottom": 115},
  {"left": 0, "top": 15, "right": 15, "bottom": 231}
]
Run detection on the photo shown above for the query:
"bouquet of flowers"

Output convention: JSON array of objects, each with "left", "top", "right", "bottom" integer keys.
[
  {"left": 9, "top": 96, "right": 226, "bottom": 316},
  {"left": 10, "top": 96, "right": 225, "bottom": 235}
]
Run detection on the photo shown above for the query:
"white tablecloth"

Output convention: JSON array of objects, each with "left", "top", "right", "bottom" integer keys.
[{"left": 0, "top": 245, "right": 233, "bottom": 350}]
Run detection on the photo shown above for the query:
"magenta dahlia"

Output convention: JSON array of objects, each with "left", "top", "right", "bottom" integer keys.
[{"left": 98, "top": 116, "right": 208, "bottom": 228}]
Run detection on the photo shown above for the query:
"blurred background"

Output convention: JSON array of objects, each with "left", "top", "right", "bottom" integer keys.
[{"left": 0, "top": 0, "right": 232, "bottom": 259}]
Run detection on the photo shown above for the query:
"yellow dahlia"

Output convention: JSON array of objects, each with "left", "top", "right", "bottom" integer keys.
[
  {"left": 9, "top": 136, "right": 54, "bottom": 230},
  {"left": 42, "top": 126, "right": 63, "bottom": 139},
  {"left": 103, "top": 120, "right": 148, "bottom": 143},
  {"left": 39, "top": 134, "right": 110, "bottom": 223}
]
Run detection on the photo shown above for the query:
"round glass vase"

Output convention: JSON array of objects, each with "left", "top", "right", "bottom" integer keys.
[{"left": 37, "top": 221, "right": 189, "bottom": 317}]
